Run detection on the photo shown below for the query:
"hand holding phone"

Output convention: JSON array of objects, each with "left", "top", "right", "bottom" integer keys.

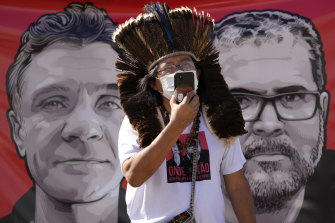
[{"left": 174, "top": 72, "right": 195, "bottom": 104}]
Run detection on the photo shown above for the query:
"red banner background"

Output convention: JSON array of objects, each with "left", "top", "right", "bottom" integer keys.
[{"left": 1, "top": 0, "right": 335, "bottom": 217}]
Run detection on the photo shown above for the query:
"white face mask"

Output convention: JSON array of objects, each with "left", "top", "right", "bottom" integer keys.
[{"left": 158, "top": 70, "right": 198, "bottom": 100}]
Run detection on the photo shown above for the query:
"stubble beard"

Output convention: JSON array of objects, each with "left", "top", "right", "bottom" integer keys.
[{"left": 243, "top": 117, "right": 324, "bottom": 214}]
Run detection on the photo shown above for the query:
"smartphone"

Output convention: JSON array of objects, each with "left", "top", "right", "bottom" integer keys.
[{"left": 174, "top": 72, "right": 194, "bottom": 103}]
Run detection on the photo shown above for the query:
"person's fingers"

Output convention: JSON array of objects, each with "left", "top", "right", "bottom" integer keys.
[
  {"left": 189, "top": 93, "right": 199, "bottom": 106},
  {"left": 180, "top": 91, "right": 196, "bottom": 104},
  {"left": 194, "top": 100, "right": 200, "bottom": 109},
  {"left": 170, "top": 95, "right": 177, "bottom": 105},
  {"left": 192, "top": 101, "right": 200, "bottom": 113},
  {"left": 180, "top": 93, "right": 189, "bottom": 105}
]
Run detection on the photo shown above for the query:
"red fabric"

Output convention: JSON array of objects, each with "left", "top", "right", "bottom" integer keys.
[{"left": 0, "top": 0, "right": 334, "bottom": 217}]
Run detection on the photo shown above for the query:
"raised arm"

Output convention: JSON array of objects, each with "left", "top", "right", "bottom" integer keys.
[
  {"left": 122, "top": 92, "right": 199, "bottom": 187},
  {"left": 223, "top": 170, "right": 256, "bottom": 223}
]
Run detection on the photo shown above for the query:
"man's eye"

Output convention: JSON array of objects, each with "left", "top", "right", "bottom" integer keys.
[
  {"left": 234, "top": 96, "right": 257, "bottom": 109},
  {"left": 98, "top": 98, "right": 121, "bottom": 112},
  {"left": 41, "top": 100, "right": 66, "bottom": 111},
  {"left": 279, "top": 93, "right": 312, "bottom": 109},
  {"left": 282, "top": 94, "right": 304, "bottom": 102}
]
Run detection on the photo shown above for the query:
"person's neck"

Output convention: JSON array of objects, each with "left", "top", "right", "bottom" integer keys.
[
  {"left": 34, "top": 185, "right": 119, "bottom": 223},
  {"left": 223, "top": 186, "right": 305, "bottom": 223}
]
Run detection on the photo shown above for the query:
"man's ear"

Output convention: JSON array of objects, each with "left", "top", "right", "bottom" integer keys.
[
  {"left": 320, "top": 90, "right": 330, "bottom": 123},
  {"left": 7, "top": 110, "right": 26, "bottom": 158}
]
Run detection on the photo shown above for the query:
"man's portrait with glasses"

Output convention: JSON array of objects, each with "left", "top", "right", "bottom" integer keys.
[{"left": 212, "top": 10, "right": 335, "bottom": 223}]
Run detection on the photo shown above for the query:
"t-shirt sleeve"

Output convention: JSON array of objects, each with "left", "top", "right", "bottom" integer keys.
[
  {"left": 220, "top": 137, "right": 246, "bottom": 175},
  {"left": 118, "top": 116, "right": 141, "bottom": 175}
]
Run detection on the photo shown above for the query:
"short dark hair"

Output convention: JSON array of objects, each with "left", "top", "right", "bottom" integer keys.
[
  {"left": 6, "top": 2, "right": 118, "bottom": 118},
  {"left": 212, "top": 10, "right": 326, "bottom": 91}
]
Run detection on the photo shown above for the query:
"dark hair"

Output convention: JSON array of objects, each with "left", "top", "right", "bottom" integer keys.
[
  {"left": 6, "top": 2, "right": 118, "bottom": 118},
  {"left": 137, "top": 68, "right": 163, "bottom": 108},
  {"left": 212, "top": 10, "right": 326, "bottom": 91}
]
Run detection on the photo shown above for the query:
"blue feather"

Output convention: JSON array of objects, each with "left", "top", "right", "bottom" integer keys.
[
  {"left": 153, "top": 3, "right": 175, "bottom": 49},
  {"left": 146, "top": 4, "right": 155, "bottom": 14}
]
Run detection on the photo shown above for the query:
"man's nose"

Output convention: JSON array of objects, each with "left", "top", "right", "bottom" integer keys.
[
  {"left": 61, "top": 106, "right": 103, "bottom": 143},
  {"left": 251, "top": 103, "right": 284, "bottom": 137}
]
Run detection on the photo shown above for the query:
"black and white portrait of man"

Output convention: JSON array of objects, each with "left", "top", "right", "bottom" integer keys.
[
  {"left": 1, "top": 2, "right": 126, "bottom": 223},
  {"left": 212, "top": 10, "right": 335, "bottom": 223}
]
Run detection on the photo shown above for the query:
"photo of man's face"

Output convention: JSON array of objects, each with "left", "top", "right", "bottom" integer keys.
[
  {"left": 9, "top": 41, "right": 124, "bottom": 203},
  {"left": 186, "top": 144, "right": 201, "bottom": 161},
  {"left": 218, "top": 33, "right": 329, "bottom": 211}
]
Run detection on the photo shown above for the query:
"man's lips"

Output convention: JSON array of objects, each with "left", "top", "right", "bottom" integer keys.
[
  {"left": 54, "top": 159, "right": 109, "bottom": 165},
  {"left": 244, "top": 150, "right": 290, "bottom": 161},
  {"left": 249, "top": 154, "right": 288, "bottom": 162}
]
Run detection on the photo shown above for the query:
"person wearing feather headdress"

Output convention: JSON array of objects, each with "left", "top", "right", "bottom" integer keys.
[{"left": 113, "top": 2, "right": 255, "bottom": 223}]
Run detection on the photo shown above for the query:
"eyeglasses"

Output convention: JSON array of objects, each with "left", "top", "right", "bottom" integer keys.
[
  {"left": 232, "top": 91, "right": 321, "bottom": 121},
  {"left": 156, "top": 61, "right": 195, "bottom": 76}
]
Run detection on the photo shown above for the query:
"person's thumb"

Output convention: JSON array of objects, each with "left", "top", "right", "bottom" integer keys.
[{"left": 170, "top": 95, "right": 177, "bottom": 105}]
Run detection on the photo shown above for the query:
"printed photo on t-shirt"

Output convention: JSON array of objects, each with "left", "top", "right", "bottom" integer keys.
[{"left": 166, "top": 131, "right": 211, "bottom": 183}]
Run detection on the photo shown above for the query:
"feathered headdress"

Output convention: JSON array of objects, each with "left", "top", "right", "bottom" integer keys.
[{"left": 113, "top": 2, "right": 247, "bottom": 148}]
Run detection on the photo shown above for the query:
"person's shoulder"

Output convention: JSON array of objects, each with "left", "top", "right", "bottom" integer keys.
[
  {"left": 313, "top": 149, "right": 335, "bottom": 181},
  {"left": 320, "top": 148, "right": 335, "bottom": 163},
  {"left": 119, "top": 116, "right": 138, "bottom": 136},
  {"left": 11, "top": 188, "right": 35, "bottom": 223},
  {"left": 0, "top": 214, "right": 13, "bottom": 223},
  {"left": 300, "top": 148, "right": 335, "bottom": 222},
  {"left": 0, "top": 188, "right": 35, "bottom": 223},
  {"left": 121, "top": 115, "right": 131, "bottom": 128}
]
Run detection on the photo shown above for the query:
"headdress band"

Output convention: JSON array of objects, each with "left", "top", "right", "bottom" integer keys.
[{"left": 148, "top": 51, "right": 197, "bottom": 71}]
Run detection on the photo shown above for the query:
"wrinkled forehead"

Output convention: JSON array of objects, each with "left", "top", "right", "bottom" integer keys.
[
  {"left": 218, "top": 37, "right": 317, "bottom": 93},
  {"left": 215, "top": 29, "right": 312, "bottom": 55},
  {"left": 29, "top": 41, "right": 119, "bottom": 83},
  {"left": 22, "top": 42, "right": 120, "bottom": 97},
  {"left": 229, "top": 43, "right": 310, "bottom": 64}
]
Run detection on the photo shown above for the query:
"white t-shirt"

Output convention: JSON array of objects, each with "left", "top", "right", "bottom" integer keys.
[{"left": 118, "top": 114, "right": 246, "bottom": 223}]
